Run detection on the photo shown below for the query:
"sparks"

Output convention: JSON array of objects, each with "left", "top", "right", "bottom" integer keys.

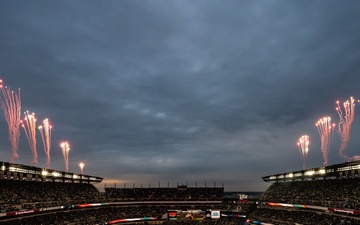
[
  {"left": 336, "top": 97, "right": 355, "bottom": 160},
  {"left": 60, "top": 141, "right": 70, "bottom": 172},
  {"left": 297, "top": 135, "right": 309, "bottom": 170},
  {"left": 38, "top": 118, "right": 52, "bottom": 168},
  {"left": 21, "top": 111, "right": 38, "bottom": 164},
  {"left": 315, "top": 117, "right": 335, "bottom": 166},
  {"left": 0, "top": 80, "right": 21, "bottom": 162}
]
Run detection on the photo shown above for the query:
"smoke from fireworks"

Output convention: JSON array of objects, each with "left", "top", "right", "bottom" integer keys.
[
  {"left": 0, "top": 80, "right": 22, "bottom": 162},
  {"left": 60, "top": 141, "right": 70, "bottom": 172},
  {"left": 297, "top": 135, "right": 309, "bottom": 170},
  {"left": 336, "top": 97, "right": 355, "bottom": 160},
  {"left": 38, "top": 119, "right": 52, "bottom": 168},
  {"left": 21, "top": 111, "right": 38, "bottom": 164},
  {"left": 315, "top": 117, "right": 335, "bottom": 166}
]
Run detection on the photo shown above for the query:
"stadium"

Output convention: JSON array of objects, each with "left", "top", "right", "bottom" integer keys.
[
  {"left": 2, "top": 1, "right": 360, "bottom": 225},
  {"left": 1, "top": 160, "right": 360, "bottom": 225}
]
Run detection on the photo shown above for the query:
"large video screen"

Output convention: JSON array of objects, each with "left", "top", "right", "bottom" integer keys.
[{"left": 167, "top": 210, "right": 206, "bottom": 220}]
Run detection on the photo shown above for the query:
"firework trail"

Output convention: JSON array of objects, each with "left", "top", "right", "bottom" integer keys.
[
  {"left": 297, "top": 135, "right": 309, "bottom": 170},
  {"left": 21, "top": 111, "right": 38, "bottom": 164},
  {"left": 79, "top": 162, "right": 84, "bottom": 175},
  {"left": 315, "top": 117, "right": 335, "bottom": 166},
  {"left": 0, "top": 80, "right": 21, "bottom": 162},
  {"left": 60, "top": 142, "right": 70, "bottom": 172},
  {"left": 336, "top": 97, "right": 355, "bottom": 160},
  {"left": 38, "top": 119, "right": 52, "bottom": 168}
]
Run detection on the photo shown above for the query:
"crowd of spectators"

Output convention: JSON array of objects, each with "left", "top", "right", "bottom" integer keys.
[
  {"left": 0, "top": 178, "right": 224, "bottom": 212},
  {"left": 0, "top": 179, "right": 104, "bottom": 212},
  {"left": 4, "top": 176, "right": 360, "bottom": 224},
  {"left": 244, "top": 178, "right": 360, "bottom": 224},
  {"left": 247, "top": 206, "right": 360, "bottom": 225},
  {"left": 260, "top": 178, "right": 360, "bottom": 209},
  {"left": 0, "top": 204, "right": 243, "bottom": 225},
  {"left": 105, "top": 187, "right": 224, "bottom": 201},
  {"left": 0, "top": 178, "right": 238, "bottom": 224},
  {"left": 162, "top": 218, "right": 245, "bottom": 225}
]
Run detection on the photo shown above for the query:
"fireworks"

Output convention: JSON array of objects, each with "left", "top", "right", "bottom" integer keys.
[
  {"left": 79, "top": 162, "right": 85, "bottom": 175},
  {"left": 60, "top": 142, "right": 70, "bottom": 172},
  {"left": 21, "top": 111, "right": 38, "bottom": 164},
  {"left": 336, "top": 97, "right": 356, "bottom": 160},
  {"left": 315, "top": 117, "right": 335, "bottom": 166},
  {"left": 38, "top": 119, "right": 52, "bottom": 168},
  {"left": 3, "top": 76, "right": 360, "bottom": 174},
  {"left": 0, "top": 80, "right": 22, "bottom": 162},
  {"left": 297, "top": 135, "right": 309, "bottom": 170}
]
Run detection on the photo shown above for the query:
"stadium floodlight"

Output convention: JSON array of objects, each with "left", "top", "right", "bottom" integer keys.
[
  {"left": 305, "top": 170, "right": 314, "bottom": 176},
  {"left": 353, "top": 164, "right": 360, "bottom": 170},
  {"left": 52, "top": 172, "right": 61, "bottom": 177},
  {"left": 41, "top": 170, "right": 48, "bottom": 176},
  {"left": 294, "top": 173, "right": 302, "bottom": 177}
]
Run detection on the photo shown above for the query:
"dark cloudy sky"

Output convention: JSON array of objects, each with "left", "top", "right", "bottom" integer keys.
[{"left": 1, "top": 1, "right": 360, "bottom": 192}]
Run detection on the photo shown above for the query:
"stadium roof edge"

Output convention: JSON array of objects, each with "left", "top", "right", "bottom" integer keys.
[
  {"left": 0, "top": 161, "right": 103, "bottom": 183},
  {"left": 262, "top": 160, "right": 360, "bottom": 182}
]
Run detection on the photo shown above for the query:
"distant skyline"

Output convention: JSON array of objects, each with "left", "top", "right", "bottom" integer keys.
[{"left": 1, "top": 1, "right": 360, "bottom": 191}]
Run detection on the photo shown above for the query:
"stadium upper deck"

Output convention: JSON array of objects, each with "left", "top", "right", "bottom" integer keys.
[
  {"left": 262, "top": 160, "right": 360, "bottom": 182},
  {"left": 0, "top": 161, "right": 103, "bottom": 183}
]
